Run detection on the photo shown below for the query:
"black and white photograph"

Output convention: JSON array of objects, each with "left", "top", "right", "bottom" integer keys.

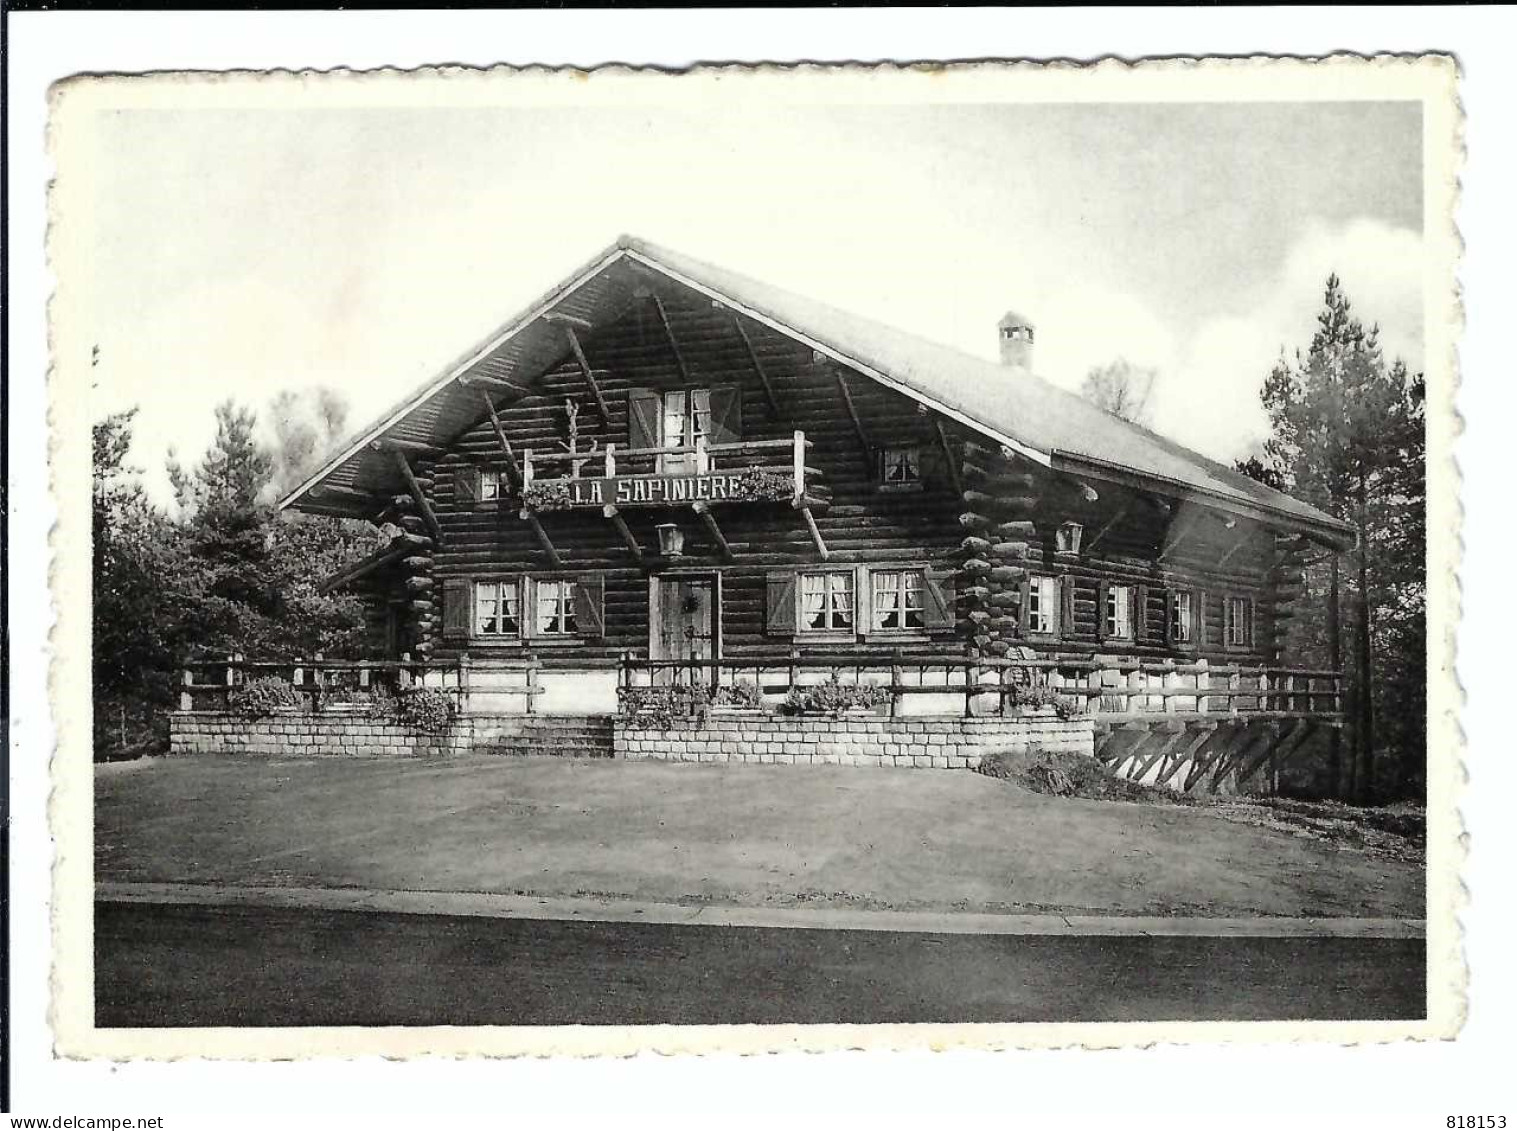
[{"left": 41, "top": 55, "right": 1460, "bottom": 1064}]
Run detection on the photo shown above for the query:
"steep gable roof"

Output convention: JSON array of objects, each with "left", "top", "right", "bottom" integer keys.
[{"left": 281, "top": 235, "right": 1352, "bottom": 545}]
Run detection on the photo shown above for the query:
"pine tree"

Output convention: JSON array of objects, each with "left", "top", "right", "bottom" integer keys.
[{"left": 1250, "top": 275, "right": 1426, "bottom": 801}]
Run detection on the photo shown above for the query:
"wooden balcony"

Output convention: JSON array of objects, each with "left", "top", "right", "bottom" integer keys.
[{"left": 519, "top": 430, "right": 828, "bottom": 512}]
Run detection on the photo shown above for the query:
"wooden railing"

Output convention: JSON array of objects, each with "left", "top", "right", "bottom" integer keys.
[
  {"left": 618, "top": 651, "right": 1343, "bottom": 722},
  {"left": 177, "top": 653, "right": 545, "bottom": 713},
  {"left": 522, "top": 430, "right": 821, "bottom": 499}
]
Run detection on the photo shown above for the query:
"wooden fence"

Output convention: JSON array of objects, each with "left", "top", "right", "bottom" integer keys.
[
  {"left": 618, "top": 651, "right": 1342, "bottom": 722},
  {"left": 177, "top": 653, "right": 544, "bottom": 713}
]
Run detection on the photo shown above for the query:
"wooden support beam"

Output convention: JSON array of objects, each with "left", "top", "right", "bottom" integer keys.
[
  {"left": 311, "top": 483, "right": 384, "bottom": 506},
  {"left": 691, "top": 500, "right": 734, "bottom": 561},
  {"left": 650, "top": 293, "right": 692, "bottom": 383},
  {"left": 520, "top": 509, "right": 564, "bottom": 569},
  {"left": 1233, "top": 719, "right": 1306, "bottom": 787},
  {"left": 542, "top": 311, "right": 593, "bottom": 331},
  {"left": 387, "top": 450, "right": 442, "bottom": 542},
  {"left": 795, "top": 501, "right": 829, "bottom": 560},
  {"left": 1083, "top": 504, "right": 1129, "bottom": 553},
  {"left": 458, "top": 374, "right": 533, "bottom": 398},
  {"left": 601, "top": 504, "right": 643, "bottom": 565},
  {"left": 479, "top": 392, "right": 523, "bottom": 488},
  {"left": 1214, "top": 524, "right": 1255, "bottom": 569},
  {"left": 1213, "top": 721, "right": 1282, "bottom": 791},
  {"left": 834, "top": 370, "right": 871, "bottom": 466},
  {"left": 733, "top": 317, "right": 782, "bottom": 417},
  {"left": 1130, "top": 723, "right": 1194, "bottom": 782},
  {"left": 371, "top": 437, "right": 443, "bottom": 459},
  {"left": 934, "top": 420, "right": 964, "bottom": 497},
  {"left": 563, "top": 325, "right": 613, "bottom": 422},
  {"left": 1158, "top": 510, "right": 1203, "bottom": 562}
]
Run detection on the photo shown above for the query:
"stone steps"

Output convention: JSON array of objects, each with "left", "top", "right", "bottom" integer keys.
[{"left": 476, "top": 715, "right": 614, "bottom": 759}]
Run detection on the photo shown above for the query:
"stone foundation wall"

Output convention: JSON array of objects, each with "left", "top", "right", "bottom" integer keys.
[
  {"left": 169, "top": 711, "right": 533, "bottom": 758},
  {"left": 171, "top": 709, "right": 1093, "bottom": 767},
  {"left": 614, "top": 712, "right": 1093, "bottom": 768}
]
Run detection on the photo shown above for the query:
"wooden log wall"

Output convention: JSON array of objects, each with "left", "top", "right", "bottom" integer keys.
[{"left": 350, "top": 281, "right": 1293, "bottom": 671}]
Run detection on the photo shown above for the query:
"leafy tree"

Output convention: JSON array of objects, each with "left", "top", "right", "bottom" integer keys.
[
  {"left": 1249, "top": 275, "right": 1426, "bottom": 802},
  {"left": 93, "top": 396, "right": 380, "bottom": 760},
  {"left": 1080, "top": 357, "right": 1158, "bottom": 426},
  {"left": 265, "top": 385, "right": 350, "bottom": 502}
]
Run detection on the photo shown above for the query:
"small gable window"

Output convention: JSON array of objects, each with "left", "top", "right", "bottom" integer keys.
[
  {"left": 879, "top": 446, "right": 921, "bottom": 489},
  {"left": 478, "top": 469, "right": 503, "bottom": 502}
]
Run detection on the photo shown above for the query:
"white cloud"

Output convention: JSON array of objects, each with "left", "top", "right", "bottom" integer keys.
[{"left": 1149, "top": 217, "right": 1424, "bottom": 464}]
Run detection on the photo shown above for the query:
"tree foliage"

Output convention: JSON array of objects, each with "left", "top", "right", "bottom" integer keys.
[
  {"left": 1242, "top": 275, "right": 1426, "bottom": 802},
  {"left": 1080, "top": 357, "right": 1158, "bottom": 426},
  {"left": 93, "top": 395, "right": 382, "bottom": 760}
]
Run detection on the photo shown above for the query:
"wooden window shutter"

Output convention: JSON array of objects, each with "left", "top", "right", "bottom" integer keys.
[
  {"left": 1197, "top": 589, "right": 1210, "bottom": 646},
  {"left": 574, "top": 575, "right": 605, "bottom": 638},
  {"left": 1097, "top": 580, "right": 1110, "bottom": 640},
  {"left": 707, "top": 384, "right": 742, "bottom": 446},
  {"left": 453, "top": 466, "right": 478, "bottom": 507},
  {"left": 1060, "top": 575, "right": 1075, "bottom": 637},
  {"left": 1136, "top": 584, "right": 1149, "bottom": 643},
  {"left": 628, "top": 388, "right": 661, "bottom": 451},
  {"left": 1161, "top": 588, "right": 1175, "bottom": 645},
  {"left": 922, "top": 568, "right": 956, "bottom": 630},
  {"left": 441, "top": 578, "right": 471, "bottom": 640},
  {"left": 766, "top": 571, "right": 797, "bottom": 635},
  {"left": 1018, "top": 576, "right": 1032, "bottom": 638}
]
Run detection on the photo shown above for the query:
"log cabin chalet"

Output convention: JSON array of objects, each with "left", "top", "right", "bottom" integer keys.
[{"left": 280, "top": 236, "right": 1353, "bottom": 734}]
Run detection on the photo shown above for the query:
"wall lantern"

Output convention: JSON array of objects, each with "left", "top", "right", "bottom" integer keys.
[
  {"left": 1056, "top": 521, "right": 1083, "bottom": 554},
  {"left": 656, "top": 523, "right": 686, "bottom": 557}
]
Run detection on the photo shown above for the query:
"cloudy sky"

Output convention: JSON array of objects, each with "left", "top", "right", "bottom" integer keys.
[{"left": 84, "top": 96, "right": 1424, "bottom": 501}]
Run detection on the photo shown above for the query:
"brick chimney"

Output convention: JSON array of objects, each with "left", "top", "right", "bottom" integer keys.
[{"left": 997, "top": 310, "right": 1035, "bottom": 371}]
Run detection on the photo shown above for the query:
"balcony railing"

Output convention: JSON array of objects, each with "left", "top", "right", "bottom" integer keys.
[
  {"left": 618, "top": 652, "right": 1344, "bottom": 722},
  {"left": 520, "top": 430, "right": 825, "bottom": 507}
]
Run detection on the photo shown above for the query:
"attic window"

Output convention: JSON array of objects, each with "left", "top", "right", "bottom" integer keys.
[
  {"left": 879, "top": 446, "right": 921, "bottom": 489},
  {"left": 1002, "top": 326, "right": 1034, "bottom": 342},
  {"left": 479, "top": 469, "right": 503, "bottom": 502}
]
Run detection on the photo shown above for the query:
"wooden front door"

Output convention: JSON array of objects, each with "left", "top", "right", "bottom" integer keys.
[{"left": 652, "top": 576, "right": 718, "bottom": 683}]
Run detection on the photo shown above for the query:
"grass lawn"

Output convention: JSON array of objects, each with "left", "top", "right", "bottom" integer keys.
[{"left": 95, "top": 755, "right": 1425, "bottom": 919}]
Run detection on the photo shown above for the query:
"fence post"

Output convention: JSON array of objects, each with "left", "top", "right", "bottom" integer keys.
[
  {"left": 458, "top": 652, "right": 472, "bottom": 715},
  {"left": 788, "top": 648, "right": 799, "bottom": 697},
  {"left": 525, "top": 652, "right": 539, "bottom": 715},
  {"left": 792, "top": 431, "right": 805, "bottom": 499},
  {"left": 1194, "top": 657, "right": 1209, "bottom": 716},
  {"left": 890, "top": 648, "right": 903, "bottom": 718},
  {"left": 964, "top": 661, "right": 978, "bottom": 719},
  {"left": 180, "top": 667, "right": 194, "bottom": 712}
]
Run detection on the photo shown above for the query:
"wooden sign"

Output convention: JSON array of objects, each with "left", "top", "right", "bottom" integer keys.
[{"left": 557, "top": 472, "right": 784, "bottom": 508}]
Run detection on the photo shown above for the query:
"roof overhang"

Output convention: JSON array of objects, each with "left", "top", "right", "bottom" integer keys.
[{"left": 280, "top": 235, "right": 1354, "bottom": 547}]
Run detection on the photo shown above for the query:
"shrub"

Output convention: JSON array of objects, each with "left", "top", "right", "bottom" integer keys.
[
  {"left": 392, "top": 687, "right": 456, "bottom": 734},
  {"left": 712, "top": 679, "right": 765, "bottom": 709},
  {"left": 781, "top": 675, "right": 889, "bottom": 715},
  {"left": 227, "top": 676, "right": 303, "bottom": 718},
  {"left": 618, "top": 684, "right": 711, "bottom": 728},
  {"left": 1012, "top": 682, "right": 1085, "bottom": 719}
]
